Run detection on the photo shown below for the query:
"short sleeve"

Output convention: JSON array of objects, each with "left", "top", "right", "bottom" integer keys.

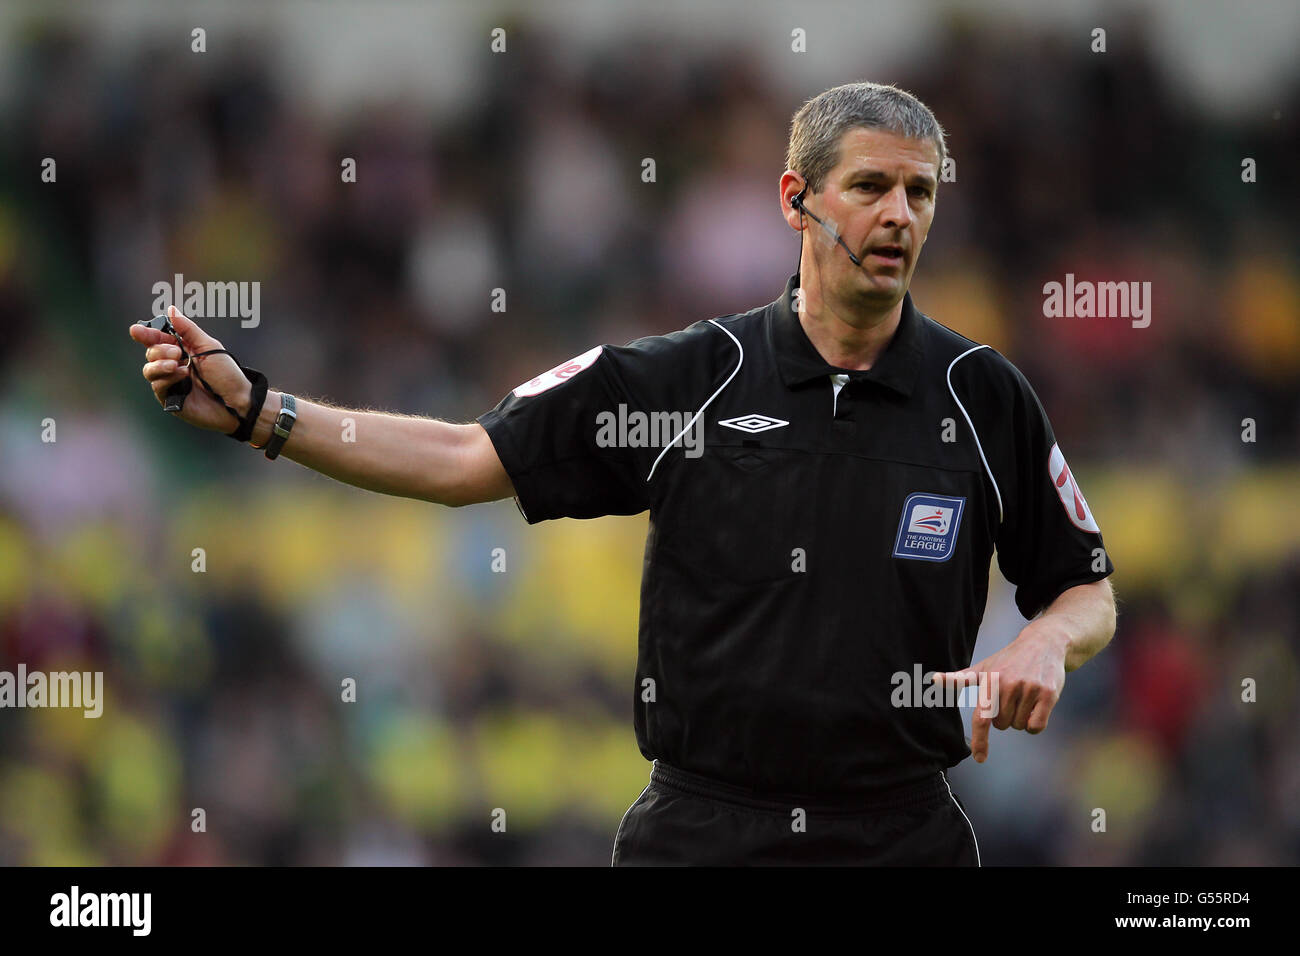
[
  {"left": 993, "top": 365, "right": 1114, "bottom": 619},
  {"left": 477, "top": 345, "right": 648, "bottom": 522}
]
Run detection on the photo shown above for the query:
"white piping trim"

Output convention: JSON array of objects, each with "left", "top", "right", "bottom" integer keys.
[
  {"left": 941, "top": 770, "right": 981, "bottom": 867},
  {"left": 646, "top": 319, "right": 744, "bottom": 482},
  {"left": 946, "top": 345, "right": 1003, "bottom": 523},
  {"left": 611, "top": 780, "right": 652, "bottom": 866}
]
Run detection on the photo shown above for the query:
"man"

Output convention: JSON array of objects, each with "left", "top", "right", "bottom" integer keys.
[{"left": 132, "top": 81, "right": 1116, "bottom": 866}]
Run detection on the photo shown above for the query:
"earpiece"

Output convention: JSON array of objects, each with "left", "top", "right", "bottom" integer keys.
[{"left": 789, "top": 185, "right": 864, "bottom": 267}]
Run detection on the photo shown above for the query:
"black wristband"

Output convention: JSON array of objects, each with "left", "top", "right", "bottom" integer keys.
[
  {"left": 225, "top": 366, "right": 269, "bottom": 443},
  {"left": 263, "top": 392, "right": 297, "bottom": 460}
]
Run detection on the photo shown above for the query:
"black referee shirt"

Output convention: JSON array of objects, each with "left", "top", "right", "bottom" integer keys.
[{"left": 479, "top": 272, "right": 1114, "bottom": 795}]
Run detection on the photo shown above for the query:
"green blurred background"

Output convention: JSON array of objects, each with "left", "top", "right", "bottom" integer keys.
[{"left": 1, "top": 0, "right": 1298, "bottom": 864}]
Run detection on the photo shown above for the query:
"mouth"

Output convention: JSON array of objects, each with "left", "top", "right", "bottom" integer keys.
[{"left": 865, "top": 244, "right": 905, "bottom": 264}]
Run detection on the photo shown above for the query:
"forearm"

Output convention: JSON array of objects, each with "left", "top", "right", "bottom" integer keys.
[
  {"left": 240, "top": 390, "right": 488, "bottom": 506},
  {"left": 1031, "top": 578, "right": 1117, "bottom": 672}
]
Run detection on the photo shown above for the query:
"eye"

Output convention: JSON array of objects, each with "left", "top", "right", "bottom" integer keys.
[{"left": 909, "top": 186, "right": 933, "bottom": 199}]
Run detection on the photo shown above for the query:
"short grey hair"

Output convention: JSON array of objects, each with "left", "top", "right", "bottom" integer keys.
[{"left": 785, "top": 81, "right": 947, "bottom": 194}]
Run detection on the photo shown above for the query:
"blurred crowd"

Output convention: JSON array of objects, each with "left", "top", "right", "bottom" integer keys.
[{"left": 0, "top": 10, "right": 1298, "bottom": 864}]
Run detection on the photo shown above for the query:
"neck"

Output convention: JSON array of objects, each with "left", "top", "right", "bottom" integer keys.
[{"left": 796, "top": 265, "right": 904, "bottom": 371}]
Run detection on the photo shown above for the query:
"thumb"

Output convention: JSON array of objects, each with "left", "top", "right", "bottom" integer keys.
[{"left": 167, "top": 306, "right": 220, "bottom": 353}]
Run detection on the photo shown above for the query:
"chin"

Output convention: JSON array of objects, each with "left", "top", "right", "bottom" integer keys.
[
  {"left": 853, "top": 272, "right": 900, "bottom": 297},
  {"left": 846, "top": 278, "right": 906, "bottom": 314}
]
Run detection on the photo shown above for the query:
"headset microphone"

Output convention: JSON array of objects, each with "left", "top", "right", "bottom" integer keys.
[{"left": 791, "top": 186, "right": 864, "bottom": 267}]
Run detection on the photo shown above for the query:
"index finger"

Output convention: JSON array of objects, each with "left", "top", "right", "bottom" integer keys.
[
  {"left": 970, "top": 707, "right": 991, "bottom": 763},
  {"left": 129, "top": 323, "right": 170, "bottom": 346},
  {"left": 930, "top": 669, "right": 980, "bottom": 689}
]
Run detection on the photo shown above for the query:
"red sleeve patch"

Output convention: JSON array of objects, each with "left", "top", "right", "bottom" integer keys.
[
  {"left": 512, "top": 345, "right": 604, "bottom": 397},
  {"left": 1048, "top": 442, "right": 1100, "bottom": 533}
]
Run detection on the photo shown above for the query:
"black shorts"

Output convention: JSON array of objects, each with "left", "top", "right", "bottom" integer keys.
[{"left": 612, "top": 759, "right": 980, "bottom": 866}]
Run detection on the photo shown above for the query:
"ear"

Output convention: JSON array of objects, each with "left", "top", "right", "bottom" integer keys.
[{"left": 780, "top": 171, "right": 808, "bottom": 231}]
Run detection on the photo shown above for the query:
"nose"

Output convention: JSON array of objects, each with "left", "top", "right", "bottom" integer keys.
[{"left": 879, "top": 183, "right": 913, "bottom": 230}]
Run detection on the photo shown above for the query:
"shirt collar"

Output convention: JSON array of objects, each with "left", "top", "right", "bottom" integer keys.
[{"left": 767, "top": 272, "right": 925, "bottom": 397}]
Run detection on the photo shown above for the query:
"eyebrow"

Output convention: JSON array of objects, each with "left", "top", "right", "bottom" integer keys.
[{"left": 847, "top": 169, "right": 937, "bottom": 190}]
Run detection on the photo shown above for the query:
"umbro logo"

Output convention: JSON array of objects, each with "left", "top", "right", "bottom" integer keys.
[{"left": 718, "top": 414, "right": 789, "bottom": 434}]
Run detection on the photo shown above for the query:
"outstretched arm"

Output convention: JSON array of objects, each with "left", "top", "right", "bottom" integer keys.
[{"left": 246, "top": 392, "right": 515, "bottom": 507}]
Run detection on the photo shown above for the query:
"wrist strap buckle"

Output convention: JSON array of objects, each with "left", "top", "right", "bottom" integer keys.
[{"left": 262, "top": 393, "right": 298, "bottom": 460}]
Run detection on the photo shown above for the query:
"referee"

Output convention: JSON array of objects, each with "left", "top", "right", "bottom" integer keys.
[{"left": 132, "top": 81, "right": 1116, "bottom": 867}]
